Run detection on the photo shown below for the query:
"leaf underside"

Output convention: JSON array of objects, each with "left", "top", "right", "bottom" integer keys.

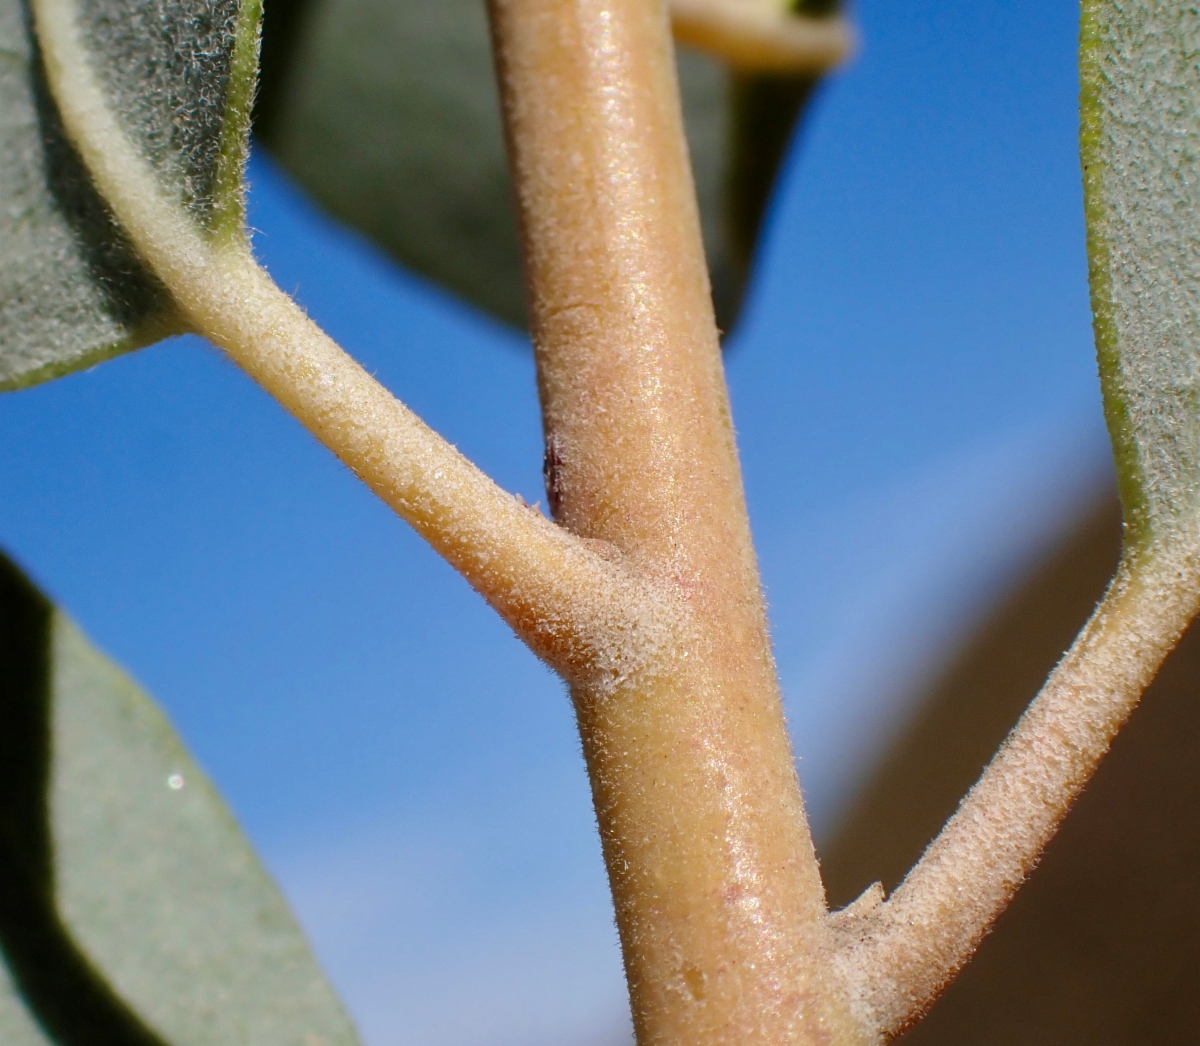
[
  {"left": 0, "top": 552, "right": 363, "bottom": 1046},
  {"left": 0, "top": 0, "right": 260, "bottom": 392},
  {"left": 1081, "top": 0, "right": 1200, "bottom": 554}
]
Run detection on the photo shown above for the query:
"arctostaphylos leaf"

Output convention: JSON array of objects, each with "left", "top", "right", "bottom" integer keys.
[
  {"left": 0, "top": 551, "right": 363, "bottom": 1046},
  {"left": 0, "top": 0, "right": 261, "bottom": 392},
  {"left": 1081, "top": 1, "right": 1200, "bottom": 555},
  {"left": 255, "top": 0, "right": 839, "bottom": 333}
]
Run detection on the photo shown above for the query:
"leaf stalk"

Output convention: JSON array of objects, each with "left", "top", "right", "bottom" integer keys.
[{"left": 830, "top": 541, "right": 1200, "bottom": 1037}]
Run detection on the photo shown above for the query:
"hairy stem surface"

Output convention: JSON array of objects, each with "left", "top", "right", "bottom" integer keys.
[
  {"left": 490, "top": 0, "right": 860, "bottom": 1042},
  {"left": 831, "top": 541, "right": 1200, "bottom": 1038}
]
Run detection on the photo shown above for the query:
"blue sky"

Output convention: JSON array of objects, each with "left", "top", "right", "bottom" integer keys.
[{"left": 0, "top": 1, "right": 1113, "bottom": 1043}]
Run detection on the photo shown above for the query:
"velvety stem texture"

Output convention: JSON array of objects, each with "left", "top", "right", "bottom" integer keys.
[
  {"left": 828, "top": 543, "right": 1200, "bottom": 1038},
  {"left": 489, "top": 1, "right": 860, "bottom": 1043}
]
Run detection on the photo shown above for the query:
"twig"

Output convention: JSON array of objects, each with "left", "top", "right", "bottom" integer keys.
[
  {"left": 670, "top": 0, "right": 854, "bottom": 72},
  {"left": 831, "top": 542, "right": 1200, "bottom": 1038}
]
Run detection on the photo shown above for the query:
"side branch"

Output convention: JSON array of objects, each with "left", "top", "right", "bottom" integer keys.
[
  {"left": 32, "top": 0, "right": 649, "bottom": 679},
  {"left": 670, "top": 0, "right": 854, "bottom": 72},
  {"left": 180, "top": 260, "right": 663, "bottom": 678},
  {"left": 832, "top": 543, "right": 1200, "bottom": 1038}
]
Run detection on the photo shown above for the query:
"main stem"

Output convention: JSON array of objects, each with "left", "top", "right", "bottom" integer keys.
[{"left": 490, "top": 1, "right": 859, "bottom": 1042}]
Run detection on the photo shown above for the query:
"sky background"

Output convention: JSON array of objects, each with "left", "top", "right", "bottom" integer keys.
[{"left": 0, "top": 0, "right": 1114, "bottom": 1044}]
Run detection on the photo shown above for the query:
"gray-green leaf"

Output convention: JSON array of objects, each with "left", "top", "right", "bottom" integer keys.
[
  {"left": 0, "top": 551, "right": 362, "bottom": 1046},
  {"left": 1081, "top": 1, "right": 1200, "bottom": 555},
  {"left": 0, "top": 0, "right": 261, "bottom": 392}
]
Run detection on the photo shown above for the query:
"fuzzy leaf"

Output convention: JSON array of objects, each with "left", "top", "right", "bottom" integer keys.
[
  {"left": 0, "top": 0, "right": 261, "bottom": 392},
  {"left": 256, "top": 0, "right": 827, "bottom": 332},
  {"left": 0, "top": 551, "right": 362, "bottom": 1046},
  {"left": 1081, "top": 1, "right": 1200, "bottom": 553}
]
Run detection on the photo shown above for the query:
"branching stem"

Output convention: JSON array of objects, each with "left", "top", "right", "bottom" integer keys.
[
  {"left": 34, "top": 0, "right": 1197, "bottom": 1041},
  {"left": 30, "top": 0, "right": 648, "bottom": 677}
]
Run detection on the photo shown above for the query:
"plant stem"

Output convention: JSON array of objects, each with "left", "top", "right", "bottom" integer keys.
[
  {"left": 30, "top": 0, "right": 644, "bottom": 674},
  {"left": 670, "top": 0, "right": 854, "bottom": 72},
  {"left": 489, "top": 0, "right": 861, "bottom": 1041},
  {"left": 831, "top": 544, "right": 1200, "bottom": 1038}
]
